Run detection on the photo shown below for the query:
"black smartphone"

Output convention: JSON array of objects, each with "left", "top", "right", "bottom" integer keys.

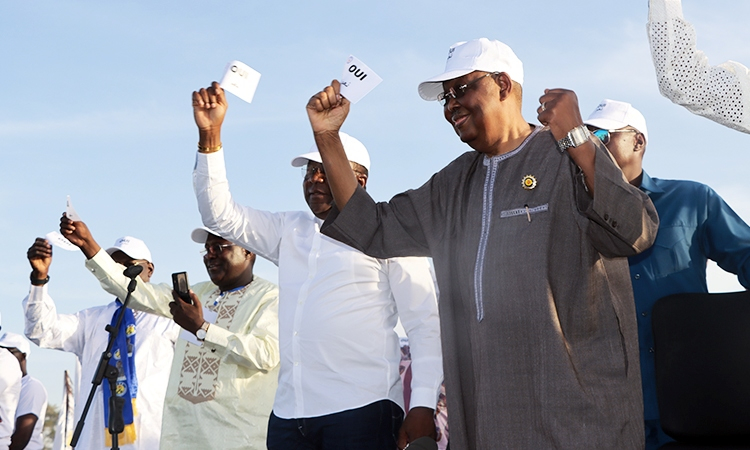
[{"left": 171, "top": 272, "right": 192, "bottom": 304}]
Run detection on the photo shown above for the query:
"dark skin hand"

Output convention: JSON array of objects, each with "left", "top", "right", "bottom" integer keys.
[
  {"left": 27, "top": 238, "right": 53, "bottom": 280},
  {"left": 168, "top": 289, "right": 205, "bottom": 334},
  {"left": 59, "top": 213, "right": 101, "bottom": 258},
  {"left": 192, "top": 81, "right": 226, "bottom": 149},
  {"left": 398, "top": 406, "right": 437, "bottom": 449}
]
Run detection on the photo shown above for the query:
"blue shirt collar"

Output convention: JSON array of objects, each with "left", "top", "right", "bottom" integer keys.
[{"left": 637, "top": 170, "right": 664, "bottom": 195}]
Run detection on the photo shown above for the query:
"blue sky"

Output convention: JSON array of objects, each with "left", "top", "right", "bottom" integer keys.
[{"left": 2, "top": 0, "right": 749, "bottom": 405}]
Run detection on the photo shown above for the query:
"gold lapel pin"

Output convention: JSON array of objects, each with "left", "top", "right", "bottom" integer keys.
[{"left": 522, "top": 174, "right": 537, "bottom": 190}]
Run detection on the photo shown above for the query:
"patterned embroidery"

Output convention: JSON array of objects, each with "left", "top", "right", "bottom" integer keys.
[{"left": 177, "top": 284, "right": 249, "bottom": 404}]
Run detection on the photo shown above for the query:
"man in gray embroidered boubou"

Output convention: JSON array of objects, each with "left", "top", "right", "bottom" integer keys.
[
  {"left": 308, "top": 37, "right": 659, "bottom": 449},
  {"left": 59, "top": 216, "right": 279, "bottom": 450}
]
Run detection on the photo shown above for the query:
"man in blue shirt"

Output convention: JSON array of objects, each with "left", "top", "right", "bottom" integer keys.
[{"left": 585, "top": 98, "right": 750, "bottom": 450}]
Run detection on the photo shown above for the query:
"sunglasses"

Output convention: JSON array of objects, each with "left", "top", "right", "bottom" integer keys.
[
  {"left": 200, "top": 243, "right": 235, "bottom": 255},
  {"left": 589, "top": 128, "right": 638, "bottom": 145},
  {"left": 437, "top": 72, "right": 498, "bottom": 107}
]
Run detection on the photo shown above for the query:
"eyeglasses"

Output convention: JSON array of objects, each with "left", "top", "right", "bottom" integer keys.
[
  {"left": 200, "top": 243, "right": 234, "bottom": 255},
  {"left": 437, "top": 72, "right": 498, "bottom": 107},
  {"left": 589, "top": 127, "right": 638, "bottom": 145}
]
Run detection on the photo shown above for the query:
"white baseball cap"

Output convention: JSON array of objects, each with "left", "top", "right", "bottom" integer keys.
[
  {"left": 190, "top": 227, "right": 222, "bottom": 244},
  {"left": 418, "top": 38, "right": 524, "bottom": 101},
  {"left": 0, "top": 331, "right": 31, "bottom": 357},
  {"left": 106, "top": 236, "right": 152, "bottom": 263},
  {"left": 584, "top": 99, "right": 649, "bottom": 142},
  {"left": 291, "top": 132, "right": 371, "bottom": 171}
]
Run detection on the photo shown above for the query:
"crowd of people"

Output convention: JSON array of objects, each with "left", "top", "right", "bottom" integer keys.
[{"left": 2, "top": 0, "right": 750, "bottom": 448}]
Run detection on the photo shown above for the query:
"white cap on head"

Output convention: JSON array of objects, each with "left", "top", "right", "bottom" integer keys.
[
  {"left": 0, "top": 331, "right": 31, "bottom": 357},
  {"left": 190, "top": 227, "right": 222, "bottom": 244},
  {"left": 418, "top": 38, "right": 524, "bottom": 101},
  {"left": 290, "top": 132, "right": 371, "bottom": 171},
  {"left": 584, "top": 99, "right": 649, "bottom": 142},
  {"left": 106, "top": 236, "right": 152, "bottom": 263}
]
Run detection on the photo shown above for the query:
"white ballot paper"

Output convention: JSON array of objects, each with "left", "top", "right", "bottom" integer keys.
[
  {"left": 66, "top": 195, "right": 82, "bottom": 222},
  {"left": 219, "top": 60, "right": 261, "bottom": 103},
  {"left": 340, "top": 55, "right": 383, "bottom": 104},
  {"left": 46, "top": 195, "right": 84, "bottom": 251},
  {"left": 181, "top": 308, "right": 218, "bottom": 347},
  {"left": 45, "top": 231, "right": 79, "bottom": 252}
]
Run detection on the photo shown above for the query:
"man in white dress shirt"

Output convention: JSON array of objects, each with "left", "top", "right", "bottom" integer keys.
[
  {"left": 23, "top": 236, "right": 178, "bottom": 450},
  {"left": 192, "top": 82, "right": 443, "bottom": 450}
]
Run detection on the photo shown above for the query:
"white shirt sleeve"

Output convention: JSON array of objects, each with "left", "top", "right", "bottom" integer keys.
[
  {"left": 648, "top": 0, "right": 750, "bottom": 133},
  {"left": 193, "top": 149, "right": 285, "bottom": 265},
  {"left": 16, "top": 377, "right": 48, "bottom": 420},
  {"left": 387, "top": 257, "right": 443, "bottom": 410},
  {"left": 22, "top": 285, "right": 87, "bottom": 357},
  {"left": 85, "top": 250, "right": 174, "bottom": 318}
]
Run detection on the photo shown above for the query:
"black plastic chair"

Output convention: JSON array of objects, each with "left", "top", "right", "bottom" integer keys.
[{"left": 652, "top": 291, "right": 750, "bottom": 449}]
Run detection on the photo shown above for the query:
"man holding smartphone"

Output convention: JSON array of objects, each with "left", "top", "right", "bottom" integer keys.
[{"left": 59, "top": 216, "right": 280, "bottom": 450}]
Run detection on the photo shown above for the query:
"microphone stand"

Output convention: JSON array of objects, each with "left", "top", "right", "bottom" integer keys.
[{"left": 71, "top": 265, "right": 143, "bottom": 449}]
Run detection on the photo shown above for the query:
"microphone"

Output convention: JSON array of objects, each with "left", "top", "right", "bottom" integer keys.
[{"left": 123, "top": 265, "right": 144, "bottom": 279}]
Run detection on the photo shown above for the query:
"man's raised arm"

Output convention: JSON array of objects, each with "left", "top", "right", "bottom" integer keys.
[
  {"left": 306, "top": 80, "right": 359, "bottom": 210},
  {"left": 648, "top": 0, "right": 750, "bottom": 133}
]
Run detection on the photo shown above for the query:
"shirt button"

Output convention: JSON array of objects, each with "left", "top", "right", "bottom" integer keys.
[
  {"left": 293, "top": 331, "right": 298, "bottom": 336},
  {"left": 634, "top": 274, "right": 640, "bottom": 280},
  {"left": 294, "top": 362, "right": 299, "bottom": 366},
  {"left": 649, "top": 347, "right": 654, "bottom": 353},
  {"left": 641, "top": 312, "right": 648, "bottom": 317},
  {"left": 611, "top": 220, "right": 617, "bottom": 228},
  {"left": 603, "top": 214, "right": 609, "bottom": 221}
]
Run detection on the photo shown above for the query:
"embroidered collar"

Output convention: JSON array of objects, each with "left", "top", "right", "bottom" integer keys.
[
  {"left": 212, "top": 279, "right": 254, "bottom": 306},
  {"left": 483, "top": 124, "right": 542, "bottom": 165}
]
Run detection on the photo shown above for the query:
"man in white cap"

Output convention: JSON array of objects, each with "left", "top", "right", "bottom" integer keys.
[
  {"left": 59, "top": 216, "right": 279, "bottom": 450},
  {"left": 191, "top": 82, "right": 442, "bottom": 450},
  {"left": 0, "top": 316, "right": 22, "bottom": 450},
  {"left": 307, "top": 38, "right": 659, "bottom": 448},
  {"left": 585, "top": 98, "right": 750, "bottom": 449},
  {"left": 23, "top": 233, "right": 178, "bottom": 450},
  {"left": 0, "top": 332, "right": 47, "bottom": 450}
]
